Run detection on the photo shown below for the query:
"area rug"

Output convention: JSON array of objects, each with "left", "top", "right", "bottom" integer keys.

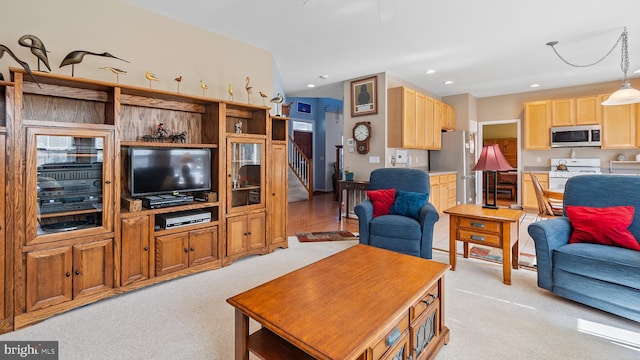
[
  {"left": 469, "top": 245, "right": 537, "bottom": 269},
  {"left": 296, "top": 231, "right": 359, "bottom": 242}
]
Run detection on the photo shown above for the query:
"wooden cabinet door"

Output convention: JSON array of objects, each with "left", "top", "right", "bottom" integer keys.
[
  {"left": 415, "top": 92, "right": 427, "bottom": 148},
  {"left": 269, "top": 144, "right": 288, "bottom": 248},
  {"left": 522, "top": 173, "right": 548, "bottom": 210},
  {"left": 247, "top": 213, "right": 266, "bottom": 251},
  {"left": 189, "top": 226, "right": 218, "bottom": 267},
  {"left": 438, "top": 175, "right": 448, "bottom": 214},
  {"left": 402, "top": 88, "right": 417, "bottom": 148},
  {"left": 72, "top": 239, "right": 114, "bottom": 299},
  {"left": 120, "top": 215, "right": 150, "bottom": 286},
  {"left": 524, "top": 101, "right": 551, "bottom": 150},
  {"left": 551, "top": 98, "right": 575, "bottom": 126},
  {"left": 576, "top": 96, "right": 601, "bottom": 124},
  {"left": 429, "top": 175, "right": 440, "bottom": 213},
  {"left": 26, "top": 247, "right": 73, "bottom": 312},
  {"left": 442, "top": 103, "right": 455, "bottom": 130},
  {"left": 447, "top": 173, "right": 457, "bottom": 209},
  {"left": 424, "top": 97, "right": 436, "bottom": 149},
  {"left": 226, "top": 216, "right": 247, "bottom": 256},
  {"left": 602, "top": 101, "right": 636, "bottom": 149},
  {"left": 433, "top": 102, "right": 442, "bottom": 149},
  {"left": 155, "top": 232, "right": 188, "bottom": 276}
]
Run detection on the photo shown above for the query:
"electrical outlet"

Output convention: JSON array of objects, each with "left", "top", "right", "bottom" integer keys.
[
  {"left": 415, "top": 157, "right": 419, "bottom": 163},
  {"left": 536, "top": 157, "right": 542, "bottom": 163}
]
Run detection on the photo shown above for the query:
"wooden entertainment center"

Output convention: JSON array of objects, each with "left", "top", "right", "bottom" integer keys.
[{"left": 0, "top": 68, "right": 289, "bottom": 333}]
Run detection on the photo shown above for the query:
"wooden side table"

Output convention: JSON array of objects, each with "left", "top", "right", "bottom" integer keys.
[
  {"left": 338, "top": 180, "right": 369, "bottom": 219},
  {"left": 443, "top": 204, "right": 525, "bottom": 285}
]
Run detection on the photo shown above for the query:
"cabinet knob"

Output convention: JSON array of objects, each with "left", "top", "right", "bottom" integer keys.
[
  {"left": 184, "top": 248, "right": 189, "bottom": 253},
  {"left": 105, "top": 180, "right": 112, "bottom": 184},
  {"left": 65, "top": 272, "right": 71, "bottom": 277},
  {"left": 190, "top": 247, "right": 195, "bottom": 251},
  {"left": 144, "top": 246, "right": 149, "bottom": 251},
  {"left": 75, "top": 270, "right": 81, "bottom": 275}
]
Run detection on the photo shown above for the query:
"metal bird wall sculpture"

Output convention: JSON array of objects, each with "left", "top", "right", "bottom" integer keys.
[
  {"left": 18, "top": 34, "right": 51, "bottom": 72},
  {"left": 0, "top": 44, "right": 40, "bottom": 87},
  {"left": 60, "top": 50, "right": 129, "bottom": 77}
]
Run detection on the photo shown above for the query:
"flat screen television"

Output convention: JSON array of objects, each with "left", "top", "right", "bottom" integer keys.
[{"left": 130, "top": 147, "right": 212, "bottom": 197}]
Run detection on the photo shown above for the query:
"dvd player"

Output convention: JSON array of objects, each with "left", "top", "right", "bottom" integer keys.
[
  {"left": 156, "top": 210, "right": 211, "bottom": 229},
  {"left": 142, "top": 194, "right": 194, "bottom": 209}
]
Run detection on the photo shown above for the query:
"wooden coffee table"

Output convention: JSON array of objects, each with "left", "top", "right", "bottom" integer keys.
[
  {"left": 444, "top": 204, "right": 525, "bottom": 285},
  {"left": 227, "top": 244, "right": 450, "bottom": 360}
]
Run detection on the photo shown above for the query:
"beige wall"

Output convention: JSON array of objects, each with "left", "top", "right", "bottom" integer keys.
[{"left": 2, "top": 0, "right": 274, "bottom": 101}]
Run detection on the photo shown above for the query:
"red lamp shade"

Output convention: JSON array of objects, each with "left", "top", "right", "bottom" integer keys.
[
  {"left": 472, "top": 144, "right": 514, "bottom": 172},
  {"left": 472, "top": 144, "right": 514, "bottom": 209}
]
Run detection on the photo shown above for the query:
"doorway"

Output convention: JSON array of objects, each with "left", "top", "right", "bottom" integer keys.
[{"left": 476, "top": 119, "right": 521, "bottom": 206}]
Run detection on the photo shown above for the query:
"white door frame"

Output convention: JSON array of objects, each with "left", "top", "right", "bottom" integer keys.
[{"left": 476, "top": 119, "right": 522, "bottom": 205}]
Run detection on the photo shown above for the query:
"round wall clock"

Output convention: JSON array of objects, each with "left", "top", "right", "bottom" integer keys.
[{"left": 353, "top": 121, "right": 371, "bottom": 154}]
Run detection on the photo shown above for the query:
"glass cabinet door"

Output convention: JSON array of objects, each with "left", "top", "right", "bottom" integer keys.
[
  {"left": 228, "top": 139, "right": 265, "bottom": 210},
  {"left": 27, "top": 128, "right": 114, "bottom": 243}
]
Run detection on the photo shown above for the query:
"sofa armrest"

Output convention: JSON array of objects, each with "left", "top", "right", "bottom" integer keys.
[
  {"left": 419, "top": 202, "right": 440, "bottom": 259},
  {"left": 354, "top": 200, "right": 374, "bottom": 245},
  {"left": 527, "top": 218, "right": 572, "bottom": 290}
]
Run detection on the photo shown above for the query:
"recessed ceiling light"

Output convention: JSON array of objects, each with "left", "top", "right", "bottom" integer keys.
[
  {"left": 319, "top": 75, "right": 329, "bottom": 79},
  {"left": 443, "top": 80, "right": 454, "bottom": 85},
  {"left": 426, "top": 69, "right": 437, "bottom": 75},
  {"left": 530, "top": 83, "right": 541, "bottom": 88},
  {"left": 307, "top": 83, "right": 316, "bottom": 88}
]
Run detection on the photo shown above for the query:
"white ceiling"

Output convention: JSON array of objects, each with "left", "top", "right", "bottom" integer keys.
[{"left": 124, "top": 0, "right": 640, "bottom": 100}]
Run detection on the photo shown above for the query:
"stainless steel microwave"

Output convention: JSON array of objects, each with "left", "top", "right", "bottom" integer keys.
[{"left": 551, "top": 125, "right": 601, "bottom": 147}]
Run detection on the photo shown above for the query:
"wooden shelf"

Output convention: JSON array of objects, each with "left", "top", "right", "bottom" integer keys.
[
  {"left": 120, "top": 141, "right": 218, "bottom": 148},
  {"left": 247, "top": 328, "right": 315, "bottom": 360},
  {"left": 120, "top": 201, "right": 220, "bottom": 218}
]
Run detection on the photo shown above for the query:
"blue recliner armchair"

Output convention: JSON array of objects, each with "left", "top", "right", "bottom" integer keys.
[{"left": 354, "top": 168, "right": 439, "bottom": 259}]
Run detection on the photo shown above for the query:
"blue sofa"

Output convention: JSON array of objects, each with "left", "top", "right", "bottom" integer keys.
[{"left": 527, "top": 175, "right": 640, "bottom": 322}]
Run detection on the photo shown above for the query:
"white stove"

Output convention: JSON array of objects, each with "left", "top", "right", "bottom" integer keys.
[{"left": 549, "top": 158, "right": 601, "bottom": 191}]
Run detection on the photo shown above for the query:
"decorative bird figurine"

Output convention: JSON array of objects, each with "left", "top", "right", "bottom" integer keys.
[
  {"left": 259, "top": 91, "right": 268, "bottom": 106},
  {"left": 175, "top": 76, "right": 182, "bottom": 93},
  {"left": 60, "top": 50, "right": 129, "bottom": 77},
  {"left": 18, "top": 34, "right": 51, "bottom": 72},
  {"left": 228, "top": 83, "right": 234, "bottom": 101},
  {"left": 100, "top": 66, "right": 126, "bottom": 83},
  {"left": 245, "top": 76, "right": 253, "bottom": 104},
  {"left": 145, "top": 71, "right": 158, "bottom": 88},
  {"left": 200, "top": 80, "right": 208, "bottom": 96},
  {"left": 270, "top": 92, "right": 284, "bottom": 116},
  {"left": 0, "top": 44, "right": 40, "bottom": 87}
]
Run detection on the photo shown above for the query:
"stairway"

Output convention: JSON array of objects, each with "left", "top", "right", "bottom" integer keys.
[{"left": 288, "top": 167, "right": 309, "bottom": 202}]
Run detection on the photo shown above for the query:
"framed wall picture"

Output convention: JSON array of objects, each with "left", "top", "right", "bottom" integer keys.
[
  {"left": 297, "top": 102, "right": 311, "bottom": 114},
  {"left": 351, "top": 76, "right": 377, "bottom": 117}
]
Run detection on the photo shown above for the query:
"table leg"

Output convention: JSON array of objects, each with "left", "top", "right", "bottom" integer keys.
[
  {"left": 502, "top": 223, "right": 512, "bottom": 285},
  {"left": 235, "top": 309, "right": 250, "bottom": 360},
  {"left": 449, "top": 216, "right": 457, "bottom": 271},
  {"left": 463, "top": 242, "right": 469, "bottom": 258},
  {"left": 512, "top": 239, "right": 520, "bottom": 270},
  {"left": 338, "top": 186, "right": 343, "bottom": 220},
  {"left": 345, "top": 189, "right": 351, "bottom": 219}
]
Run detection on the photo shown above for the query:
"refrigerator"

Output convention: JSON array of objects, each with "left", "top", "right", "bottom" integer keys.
[{"left": 429, "top": 131, "right": 477, "bottom": 205}]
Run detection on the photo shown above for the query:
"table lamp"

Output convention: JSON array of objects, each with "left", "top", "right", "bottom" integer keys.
[{"left": 472, "top": 144, "right": 515, "bottom": 209}]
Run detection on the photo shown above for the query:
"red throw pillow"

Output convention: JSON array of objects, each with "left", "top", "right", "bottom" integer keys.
[
  {"left": 565, "top": 205, "right": 640, "bottom": 251},
  {"left": 367, "top": 189, "right": 396, "bottom": 217}
]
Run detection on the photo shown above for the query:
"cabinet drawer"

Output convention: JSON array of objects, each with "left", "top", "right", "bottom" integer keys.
[
  {"left": 458, "top": 229, "right": 501, "bottom": 247},
  {"left": 459, "top": 218, "right": 501, "bottom": 233},
  {"left": 370, "top": 314, "right": 409, "bottom": 360},
  {"left": 411, "top": 283, "right": 439, "bottom": 320}
]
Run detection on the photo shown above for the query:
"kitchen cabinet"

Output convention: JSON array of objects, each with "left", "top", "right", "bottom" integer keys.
[
  {"left": 575, "top": 96, "right": 602, "bottom": 125},
  {"left": 388, "top": 87, "right": 444, "bottom": 150},
  {"left": 551, "top": 98, "right": 575, "bottom": 126},
  {"left": 429, "top": 173, "right": 456, "bottom": 214},
  {"left": 442, "top": 102, "right": 455, "bottom": 130},
  {"left": 524, "top": 101, "right": 551, "bottom": 150},
  {"left": 522, "top": 172, "right": 548, "bottom": 210},
  {"left": 601, "top": 95, "right": 636, "bottom": 149}
]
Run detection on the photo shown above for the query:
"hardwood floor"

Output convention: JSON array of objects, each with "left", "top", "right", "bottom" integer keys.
[{"left": 287, "top": 193, "right": 359, "bottom": 235}]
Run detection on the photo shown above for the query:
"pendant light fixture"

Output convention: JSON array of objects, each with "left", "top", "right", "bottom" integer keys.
[{"left": 547, "top": 27, "right": 640, "bottom": 106}]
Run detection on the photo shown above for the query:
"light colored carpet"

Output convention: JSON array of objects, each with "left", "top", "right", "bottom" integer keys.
[{"left": 1, "top": 238, "right": 638, "bottom": 360}]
